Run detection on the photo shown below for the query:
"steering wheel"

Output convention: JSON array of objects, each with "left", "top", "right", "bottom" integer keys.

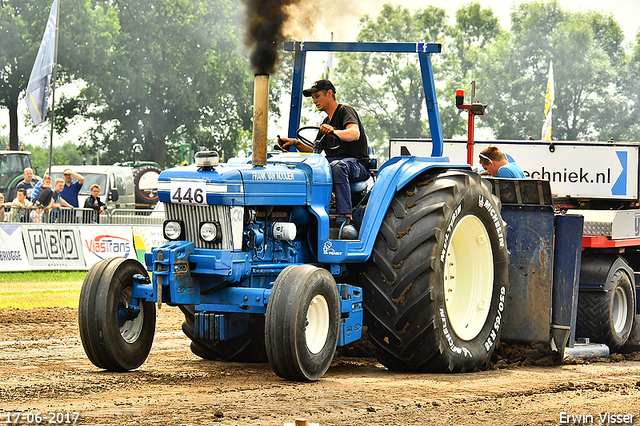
[{"left": 296, "top": 126, "right": 343, "bottom": 154}]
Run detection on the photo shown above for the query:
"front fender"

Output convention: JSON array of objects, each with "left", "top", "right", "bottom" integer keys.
[{"left": 321, "top": 156, "right": 471, "bottom": 263}]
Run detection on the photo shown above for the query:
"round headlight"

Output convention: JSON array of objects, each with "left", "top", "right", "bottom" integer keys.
[
  {"left": 200, "top": 221, "right": 221, "bottom": 243},
  {"left": 164, "top": 221, "right": 183, "bottom": 240}
]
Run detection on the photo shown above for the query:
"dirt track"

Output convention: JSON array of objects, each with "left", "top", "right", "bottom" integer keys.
[{"left": 1, "top": 307, "right": 640, "bottom": 426}]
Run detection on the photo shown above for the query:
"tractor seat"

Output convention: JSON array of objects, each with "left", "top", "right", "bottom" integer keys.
[
  {"left": 351, "top": 180, "right": 368, "bottom": 193},
  {"left": 351, "top": 147, "right": 377, "bottom": 193}
]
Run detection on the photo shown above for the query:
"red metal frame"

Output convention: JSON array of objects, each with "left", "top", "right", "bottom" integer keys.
[
  {"left": 582, "top": 236, "right": 640, "bottom": 248},
  {"left": 455, "top": 89, "right": 480, "bottom": 166}
]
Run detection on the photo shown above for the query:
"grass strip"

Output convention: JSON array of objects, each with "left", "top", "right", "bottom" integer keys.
[{"left": 0, "top": 271, "right": 86, "bottom": 309}]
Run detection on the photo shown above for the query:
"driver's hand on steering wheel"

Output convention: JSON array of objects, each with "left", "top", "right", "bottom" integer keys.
[
  {"left": 319, "top": 124, "right": 336, "bottom": 136},
  {"left": 277, "top": 136, "right": 297, "bottom": 150}
]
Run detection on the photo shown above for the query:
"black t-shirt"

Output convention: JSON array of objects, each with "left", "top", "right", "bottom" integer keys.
[{"left": 317, "top": 104, "right": 369, "bottom": 165}]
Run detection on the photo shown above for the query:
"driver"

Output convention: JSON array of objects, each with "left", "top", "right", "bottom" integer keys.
[{"left": 278, "top": 79, "right": 370, "bottom": 239}]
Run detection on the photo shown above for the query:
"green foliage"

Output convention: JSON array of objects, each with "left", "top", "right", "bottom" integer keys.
[
  {"left": 617, "top": 31, "right": 640, "bottom": 141},
  {"left": 4, "top": 0, "right": 638, "bottom": 170},
  {"left": 476, "top": 0, "right": 627, "bottom": 141},
  {"left": 80, "top": 0, "right": 254, "bottom": 168},
  {"left": 442, "top": 3, "right": 502, "bottom": 138},
  {"left": 333, "top": 4, "right": 450, "bottom": 160},
  {"left": 0, "top": 0, "right": 53, "bottom": 149},
  {"left": 24, "top": 141, "right": 84, "bottom": 175},
  {"left": 332, "top": 2, "right": 503, "bottom": 159},
  {"left": 0, "top": 0, "right": 118, "bottom": 149}
]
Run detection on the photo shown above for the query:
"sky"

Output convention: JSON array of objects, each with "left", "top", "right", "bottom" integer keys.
[{"left": 2, "top": 0, "right": 639, "bottom": 149}]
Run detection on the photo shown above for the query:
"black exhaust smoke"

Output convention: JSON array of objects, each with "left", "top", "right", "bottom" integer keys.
[
  {"left": 243, "top": 0, "right": 301, "bottom": 166},
  {"left": 243, "top": 0, "right": 301, "bottom": 75}
]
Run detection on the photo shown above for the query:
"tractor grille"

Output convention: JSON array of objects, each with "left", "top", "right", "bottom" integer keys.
[{"left": 165, "top": 203, "right": 233, "bottom": 250}]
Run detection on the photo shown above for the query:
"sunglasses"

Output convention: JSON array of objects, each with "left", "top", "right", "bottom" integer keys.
[{"left": 478, "top": 153, "right": 493, "bottom": 163}]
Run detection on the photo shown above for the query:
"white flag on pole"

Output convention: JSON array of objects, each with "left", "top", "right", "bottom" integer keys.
[
  {"left": 25, "top": 0, "right": 59, "bottom": 126},
  {"left": 541, "top": 61, "right": 554, "bottom": 141}
]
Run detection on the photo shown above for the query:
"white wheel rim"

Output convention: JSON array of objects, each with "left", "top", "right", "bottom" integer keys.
[
  {"left": 119, "top": 287, "right": 144, "bottom": 344},
  {"left": 444, "top": 215, "right": 494, "bottom": 341},
  {"left": 306, "top": 294, "right": 330, "bottom": 354},
  {"left": 612, "top": 285, "right": 628, "bottom": 334}
]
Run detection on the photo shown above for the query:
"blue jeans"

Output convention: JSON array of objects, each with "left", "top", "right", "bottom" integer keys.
[{"left": 327, "top": 157, "right": 369, "bottom": 215}]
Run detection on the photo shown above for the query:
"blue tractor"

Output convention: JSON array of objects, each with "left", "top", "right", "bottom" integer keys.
[{"left": 79, "top": 42, "right": 512, "bottom": 381}]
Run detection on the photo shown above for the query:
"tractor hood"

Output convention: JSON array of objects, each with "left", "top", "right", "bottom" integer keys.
[{"left": 156, "top": 153, "right": 332, "bottom": 207}]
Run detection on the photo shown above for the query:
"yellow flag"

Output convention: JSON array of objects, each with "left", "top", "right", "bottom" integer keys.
[{"left": 541, "top": 61, "right": 554, "bottom": 141}]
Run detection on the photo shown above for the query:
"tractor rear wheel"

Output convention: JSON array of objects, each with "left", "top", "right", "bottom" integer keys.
[
  {"left": 576, "top": 265, "right": 635, "bottom": 352},
  {"left": 265, "top": 265, "right": 341, "bottom": 381},
  {"left": 179, "top": 306, "right": 267, "bottom": 363},
  {"left": 78, "top": 258, "right": 156, "bottom": 371},
  {"left": 362, "top": 170, "right": 509, "bottom": 372}
]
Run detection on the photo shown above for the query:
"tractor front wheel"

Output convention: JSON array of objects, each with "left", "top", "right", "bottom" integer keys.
[
  {"left": 265, "top": 265, "right": 341, "bottom": 381},
  {"left": 78, "top": 258, "right": 156, "bottom": 371}
]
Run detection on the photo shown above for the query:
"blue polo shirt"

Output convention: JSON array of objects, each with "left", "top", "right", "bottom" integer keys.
[
  {"left": 60, "top": 181, "right": 83, "bottom": 207},
  {"left": 497, "top": 162, "right": 526, "bottom": 178}
]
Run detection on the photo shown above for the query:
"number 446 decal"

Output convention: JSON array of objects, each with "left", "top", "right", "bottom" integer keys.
[{"left": 170, "top": 180, "right": 207, "bottom": 205}]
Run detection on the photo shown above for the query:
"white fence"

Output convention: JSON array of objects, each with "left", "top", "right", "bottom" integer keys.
[
  {"left": 2, "top": 206, "right": 164, "bottom": 225},
  {"left": 0, "top": 222, "right": 166, "bottom": 271}
]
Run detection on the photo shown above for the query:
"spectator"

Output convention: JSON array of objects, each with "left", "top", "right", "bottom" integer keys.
[
  {"left": 6, "top": 188, "right": 33, "bottom": 223},
  {"left": 35, "top": 178, "right": 73, "bottom": 223},
  {"left": 0, "top": 193, "right": 5, "bottom": 222},
  {"left": 17, "top": 167, "right": 37, "bottom": 200},
  {"left": 478, "top": 146, "right": 526, "bottom": 178},
  {"left": 59, "top": 169, "right": 84, "bottom": 223},
  {"left": 83, "top": 184, "right": 107, "bottom": 224},
  {"left": 31, "top": 174, "right": 52, "bottom": 202}
]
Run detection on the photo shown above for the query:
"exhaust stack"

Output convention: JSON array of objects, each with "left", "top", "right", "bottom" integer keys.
[{"left": 252, "top": 74, "right": 269, "bottom": 167}]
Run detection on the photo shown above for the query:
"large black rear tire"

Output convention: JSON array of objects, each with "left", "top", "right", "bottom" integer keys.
[
  {"left": 362, "top": 170, "right": 509, "bottom": 372},
  {"left": 576, "top": 264, "right": 635, "bottom": 352},
  {"left": 180, "top": 305, "right": 267, "bottom": 363},
  {"left": 78, "top": 258, "right": 156, "bottom": 371}
]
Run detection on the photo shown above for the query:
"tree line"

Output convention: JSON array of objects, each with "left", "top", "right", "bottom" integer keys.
[{"left": 1, "top": 0, "right": 638, "bottom": 168}]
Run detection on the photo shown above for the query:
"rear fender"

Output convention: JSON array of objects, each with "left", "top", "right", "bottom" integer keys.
[
  {"left": 320, "top": 156, "right": 470, "bottom": 263},
  {"left": 580, "top": 254, "right": 635, "bottom": 293}
]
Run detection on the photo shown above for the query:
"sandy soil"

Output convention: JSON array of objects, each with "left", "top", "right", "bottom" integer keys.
[{"left": 1, "top": 307, "right": 640, "bottom": 426}]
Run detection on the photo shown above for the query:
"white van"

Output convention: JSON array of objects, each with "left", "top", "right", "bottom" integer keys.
[{"left": 46, "top": 165, "right": 137, "bottom": 210}]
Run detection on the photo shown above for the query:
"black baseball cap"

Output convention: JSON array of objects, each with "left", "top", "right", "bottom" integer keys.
[{"left": 302, "top": 79, "right": 336, "bottom": 97}]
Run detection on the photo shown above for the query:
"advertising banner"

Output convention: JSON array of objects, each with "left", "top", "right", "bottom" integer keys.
[
  {"left": 389, "top": 140, "right": 639, "bottom": 200},
  {"left": 0, "top": 224, "right": 31, "bottom": 271},
  {"left": 79, "top": 226, "right": 136, "bottom": 269},
  {"left": 132, "top": 226, "right": 166, "bottom": 263},
  {"left": 22, "top": 225, "right": 85, "bottom": 270}
]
